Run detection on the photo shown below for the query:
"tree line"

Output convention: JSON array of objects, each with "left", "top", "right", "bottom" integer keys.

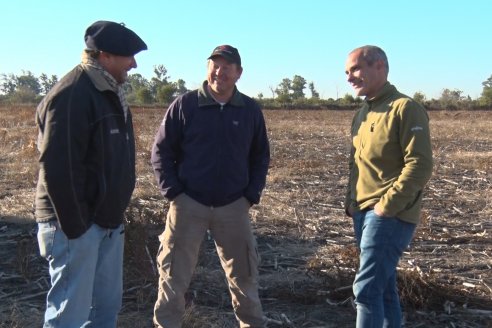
[{"left": 1, "top": 67, "right": 492, "bottom": 110}]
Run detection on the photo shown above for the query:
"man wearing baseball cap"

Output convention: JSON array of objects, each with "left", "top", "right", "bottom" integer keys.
[
  {"left": 151, "top": 44, "right": 270, "bottom": 327},
  {"left": 35, "top": 20, "right": 147, "bottom": 327}
]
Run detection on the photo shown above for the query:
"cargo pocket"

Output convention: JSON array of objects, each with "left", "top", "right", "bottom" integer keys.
[
  {"left": 37, "top": 222, "right": 57, "bottom": 260},
  {"left": 247, "top": 239, "right": 260, "bottom": 278},
  {"left": 156, "top": 232, "right": 175, "bottom": 278}
]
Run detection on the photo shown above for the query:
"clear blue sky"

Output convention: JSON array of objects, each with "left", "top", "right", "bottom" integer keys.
[{"left": 2, "top": 0, "right": 491, "bottom": 100}]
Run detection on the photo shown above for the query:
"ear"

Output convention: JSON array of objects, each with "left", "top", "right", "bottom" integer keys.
[
  {"left": 236, "top": 65, "right": 243, "bottom": 78},
  {"left": 97, "top": 52, "right": 114, "bottom": 71},
  {"left": 98, "top": 52, "right": 113, "bottom": 63},
  {"left": 375, "top": 59, "right": 384, "bottom": 70}
]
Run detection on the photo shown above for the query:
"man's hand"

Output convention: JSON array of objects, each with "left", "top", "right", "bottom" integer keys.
[{"left": 374, "top": 203, "right": 386, "bottom": 216}]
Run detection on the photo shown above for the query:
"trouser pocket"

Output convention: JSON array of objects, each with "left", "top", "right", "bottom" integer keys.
[{"left": 37, "top": 221, "right": 57, "bottom": 260}]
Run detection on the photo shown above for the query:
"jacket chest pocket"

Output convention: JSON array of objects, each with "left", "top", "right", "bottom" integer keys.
[
  {"left": 362, "top": 120, "right": 400, "bottom": 161},
  {"left": 103, "top": 117, "right": 129, "bottom": 155}
]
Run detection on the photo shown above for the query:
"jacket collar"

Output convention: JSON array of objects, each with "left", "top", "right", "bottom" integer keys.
[
  {"left": 197, "top": 81, "right": 245, "bottom": 108},
  {"left": 80, "top": 51, "right": 118, "bottom": 93},
  {"left": 365, "top": 82, "right": 397, "bottom": 108}
]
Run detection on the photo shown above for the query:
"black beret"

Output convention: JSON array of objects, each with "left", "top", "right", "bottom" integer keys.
[{"left": 84, "top": 20, "right": 147, "bottom": 56}]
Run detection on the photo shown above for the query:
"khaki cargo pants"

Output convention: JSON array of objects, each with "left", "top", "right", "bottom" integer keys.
[{"left": 153, "top": 193, "right": 265, "bottom": 328}]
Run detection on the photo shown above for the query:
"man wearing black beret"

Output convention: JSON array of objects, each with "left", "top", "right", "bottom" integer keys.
[{"left": 35, "top": 20, "right": 147, "bottom": 327}]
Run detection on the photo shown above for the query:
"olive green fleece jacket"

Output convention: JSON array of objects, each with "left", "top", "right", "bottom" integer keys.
[{"left": 345, "top": 82, "right": 433, "bottom": 224}]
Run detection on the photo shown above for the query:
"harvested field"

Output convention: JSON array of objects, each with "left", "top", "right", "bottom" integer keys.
[{"left": 0, "top": 106, "right": 491, "bottom": 327}]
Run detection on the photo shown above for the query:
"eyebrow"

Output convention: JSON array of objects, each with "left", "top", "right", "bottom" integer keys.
[{"left": 345, "top": 64, "right": 360, "bottom": 74}]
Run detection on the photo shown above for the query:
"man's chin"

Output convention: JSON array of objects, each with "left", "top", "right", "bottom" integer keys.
[
  {"left": 210, "top": 84, "right": 226, "bottom": 95},
  {"left": 118, "top": 74, "right": 128, "bottom": 85},
  {"left": 354, "top": 88, "right": 366, "bottom": 97}
]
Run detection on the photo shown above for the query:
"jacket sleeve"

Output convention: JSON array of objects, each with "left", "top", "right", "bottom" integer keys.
[
  {"left": 244, "top": 107, "right": 270, "bottom": 204},
  {"left": 344, "top": 114, "right": 358, "bottom": 216},
  {"left": 344, "top": 145, "right": 356, "bottom": 216},
  {"left": 379, "top": 101, "right": 433, "bottom": 216},
  {"left": 151, "top": 99, "right": 185, "bottom": 200},
  {"left": 36, "top": 88, "right": 91, "bottom": 239}
]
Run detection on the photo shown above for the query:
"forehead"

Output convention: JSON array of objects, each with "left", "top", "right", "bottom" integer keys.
[{"left": 345, "top": 50, "right": 367, "bottom": 70}]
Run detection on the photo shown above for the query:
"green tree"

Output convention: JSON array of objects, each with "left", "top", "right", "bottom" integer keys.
[
  {"left": 156, "top": 83, "right": 177, "bottom": 105},
  {"left": 340, "top": 93, "right": 355, "bottom": 105},
  {"left": 479, "top": 75, "right": 492, "bottom": 106},
  {"left": 127, "top": 73, "right": 150, "bottom": 91},
  {"left": 291, "top": 75, "right": 306, "bottom": 100},
  {"left": 1, "top": 73, "right": 17, "bottom": 94},
  {"left": 150, "top": 64, "right": 171, "bottom": 99},
  {"left": 16, "top": 71, "right": 41, "bottom": 95},
  {"left": 135, "top": 88, "right": 153, "bottom": 105},
  {"left": 126, "top": 73, "right": 152, "bottom": 104},
  {"left": 175, "top": 79, "right": 188, "bottom": 96},
  {"left": 9, "top": 85, "right": 38, "bottom": 103},
  {"left": 39, "top": 73, "right": 58, "bottom": 95},
  {"left": 275, "top": 78, "right": 292, "bottom": 102},
  {"left": 1, "top": 71, "right": 41, "bottom": 103},
  {"left": 153, "top": 64, "right": 169, "bottom": 82},
  {"left": 413, "top": 91, "right": 426, "bottom": 105},
  {"left": 439, "top": 88, "right": 463, "bottom": 109},
  {"left": 308, "top": 82, "right": 319, "bottom": 99}
]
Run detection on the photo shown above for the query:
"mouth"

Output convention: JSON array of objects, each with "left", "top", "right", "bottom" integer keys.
[
  {"left": 350, "top": 80, "right": 363, "bottom": 89},
  {"left": 212, "top": 79, "right": 227, "bottom": 88}
]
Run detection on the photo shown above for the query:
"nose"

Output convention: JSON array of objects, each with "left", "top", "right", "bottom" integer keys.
[
  {"left": 346, "top": 71, "right": 355, "bottom": 83},
  {"left": 215, "top": 65, "right": 227, "bottom": 77},
  {"left": 130, "top": 56, "right": 137, "bottom": 69}
]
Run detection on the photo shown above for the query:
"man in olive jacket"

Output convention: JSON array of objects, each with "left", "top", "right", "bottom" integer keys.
[
  {"left": 344, "top": 45, "right": 433, "bottom": 328},
  {"left": 35, "top": 21, "right": 146, "bottom": 327}
]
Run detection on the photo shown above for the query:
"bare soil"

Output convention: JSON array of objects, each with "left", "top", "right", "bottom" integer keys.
[{"left": 0, "top": 106, "right": 491, "bottom": 327}]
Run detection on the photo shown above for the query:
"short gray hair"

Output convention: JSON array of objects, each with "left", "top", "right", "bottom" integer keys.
[{"left": 354, "top": 45, "right": 389, "bottom": 73}]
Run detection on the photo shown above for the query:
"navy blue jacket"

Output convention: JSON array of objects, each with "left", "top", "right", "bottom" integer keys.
[{"left": 151, "top": 81, "right": 270, "bottom": 207}]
